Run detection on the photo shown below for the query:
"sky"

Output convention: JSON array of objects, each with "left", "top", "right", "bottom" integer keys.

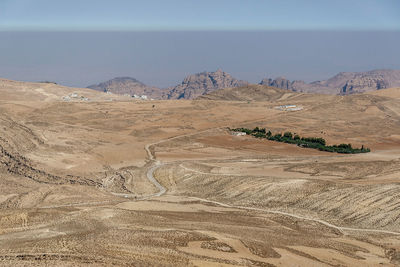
[
  {"left": 0, "top": 1, "right": 399, "bottom": 87},
  {"left": 1, "top": 0, "right": 399, "bottom": 31}
]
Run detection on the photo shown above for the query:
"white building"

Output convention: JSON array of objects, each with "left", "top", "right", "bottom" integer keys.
[{"left": 232, "top": 132, "right": 247, "bottom": 136}]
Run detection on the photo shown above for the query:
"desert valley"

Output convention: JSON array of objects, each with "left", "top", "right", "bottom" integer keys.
[
  {"left": 2, "top": 1, "right": 400, "bottom": 266},
  {"left": 0, "top": 76, "right": 399, "bottom": 266}
]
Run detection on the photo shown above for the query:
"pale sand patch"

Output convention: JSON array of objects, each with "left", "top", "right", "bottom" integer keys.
[
  {"left": 117, "top": 200, "right": 240, "bottom": 213},
  {"left": 335, "top": 238, "right": 385, "bottom": 254},
  {"left": 0, "top": 228, "right": 66, "bottom": 243},
  {"left": 364, "top": 105, "right": 382, "bottom": 115}
]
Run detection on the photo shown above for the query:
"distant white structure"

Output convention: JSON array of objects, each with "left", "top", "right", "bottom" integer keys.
[
  {"left": 62, "top": 92, "right": 90, "bottom": 102},
  {"left": 232, "top": 132, "right": 247, "bottom": 136},
  {"left": 132, "top": 94, "right": 149, "bottom": 100},
  {"left": 275, "top": 105, "right": 303, "bottom": 111}
]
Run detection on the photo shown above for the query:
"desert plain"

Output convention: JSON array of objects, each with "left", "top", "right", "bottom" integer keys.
[{"left": 0, "top": 79, "right": 400, "bottom": 266}]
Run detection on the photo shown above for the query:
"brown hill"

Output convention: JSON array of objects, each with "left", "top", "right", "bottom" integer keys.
[
  {"left": 198, "top": 84, "right": 307, "bottom": 102},
  {"left": 367, "top": 87, "right": 400, "bottom": 99},
  {"left": 164, "top": 69, "right": 248, "bottom": 99},
  {"left": 88, "top": 77, "right": 164, "bottom": 99}
]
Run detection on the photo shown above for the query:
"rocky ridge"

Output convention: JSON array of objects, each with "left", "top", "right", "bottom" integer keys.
[
  {"left": 260, "top": 69, "right": 400, "bottom": 95},
  {"left": 86, "top": 69, "right": 400, "bottom": 99}
]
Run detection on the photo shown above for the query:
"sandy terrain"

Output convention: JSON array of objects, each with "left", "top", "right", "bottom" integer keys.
[{"left": 0, "top": 80, "right": 399, "bottom": 266}]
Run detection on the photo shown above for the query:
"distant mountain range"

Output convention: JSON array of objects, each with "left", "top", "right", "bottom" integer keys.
[
  {"left": 260, "top": 69, "right": 400, "bottom": 95},
  {"left": 87, "top": 69, "right": 400, "bottom": 99},
  {"left": 87, "top": 70, "right": 247, "bottom": 100}
]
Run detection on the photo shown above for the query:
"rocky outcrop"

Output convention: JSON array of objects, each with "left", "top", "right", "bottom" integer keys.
[
  {"left": 340, "top": 75, "right": 390, "bottom": 94},
  {"left": 164, "top": 69, "right": 248, "bottom": 99},
  {"left": 87, "top": 77, "right": 163, "bottom": 99},
  {"left": 260, "top": 69, "right": 400, "bottom": 95},
  {"left": 330, "top": 70, "right": 400, "bottom": 94},
  {"left": 260, "top": 77, "right": 306, "bottom": 91}
]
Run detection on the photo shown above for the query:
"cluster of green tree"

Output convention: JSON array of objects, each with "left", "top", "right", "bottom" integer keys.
[{"left": 230, "top": 127, "right": 370, "bottom": 154}]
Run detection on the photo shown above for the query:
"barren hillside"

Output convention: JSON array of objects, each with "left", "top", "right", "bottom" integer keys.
[
  {"left": 198, "top": 84, "right": 305, "bottom": 101},
  {"left": 0, "top": 78, "right": 131, "bottom": 102}
]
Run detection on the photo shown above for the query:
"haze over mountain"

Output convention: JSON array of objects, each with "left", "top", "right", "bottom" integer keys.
[
  {"left": 2, "top": 31, "right": 400, "bottom": 89},
  {"left": 260, "top": 69, "right": 400, "bottom": 95},
  {"left": 87, "top": 69, "right": 400, "bottom": 100},
  {"left": 87, "top": 70, "right": 248, "bottom": 100}
]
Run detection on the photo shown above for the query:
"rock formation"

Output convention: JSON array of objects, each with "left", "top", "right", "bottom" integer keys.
[
  {"left": 260, "top": 69, "right": 400, "bottom": 95},
  {"left": 260, "top": 77, "right": 306, "bottom": 91},
  {"left": 87, "top": 69, "right": 400, "bottom": 99},
  {"left": 164, "top": 69, "right": 248, "bottom": 99}
]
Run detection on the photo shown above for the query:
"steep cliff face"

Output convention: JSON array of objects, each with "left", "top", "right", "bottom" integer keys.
[
  {"left": 260, "top": 77, "right": 306, "bottom": 91},
  {"left": 165, "top": 69, "right": 248, "bottom": 99},
  {"left": 338, "top": 71, "right": 398, "bottom": 94}
]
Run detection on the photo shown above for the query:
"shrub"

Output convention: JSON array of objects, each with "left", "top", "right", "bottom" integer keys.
[
  {"left": 229, "top": 126, "right": 369, "bottom": 154},
  {"left": 283, "top": 132, "right": 293, "bottom": 139}
]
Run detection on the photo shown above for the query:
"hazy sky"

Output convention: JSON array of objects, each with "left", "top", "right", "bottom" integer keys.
[
  {"left": 0, "top": 1, "right": 399, "bottom": 88},
  {"left": 1, "top": 0, "right": 400, "bottom": 31}
]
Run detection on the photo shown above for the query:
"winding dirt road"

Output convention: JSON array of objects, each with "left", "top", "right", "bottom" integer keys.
[
  {"left": 145, "top": 162, "right": 166, "bottom": 198},
  {"left": 143, "top": 129, "right": 400, "bottom": 236}
]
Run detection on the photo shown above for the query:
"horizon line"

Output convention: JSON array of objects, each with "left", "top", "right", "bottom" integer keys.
[
  {"left": 1, "top": 28, "right": 400, "bottom": 33},
  {"left": 0, "top": 24, "right": 400, "bottom": 32}
]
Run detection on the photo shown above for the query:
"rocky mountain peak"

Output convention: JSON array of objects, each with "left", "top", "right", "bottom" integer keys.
[
  {"left": 260, "top": 76, "right": 296, "bottom": 91},
  {"left": 165, "top": 70, "right": 248, "bottom": 99}
]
